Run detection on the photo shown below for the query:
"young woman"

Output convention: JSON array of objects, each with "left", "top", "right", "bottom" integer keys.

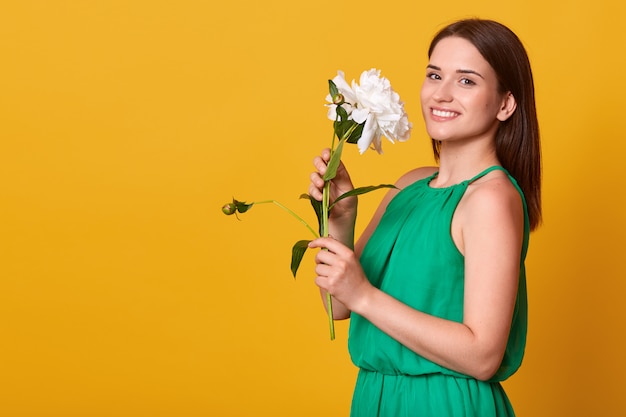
[{"left": 307, "top": 19, "right": 541, "bottom": 416}]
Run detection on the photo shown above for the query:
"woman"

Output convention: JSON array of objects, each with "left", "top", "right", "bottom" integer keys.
[{"left": 307, "top": 19, "right": 541, "bottom": 416}]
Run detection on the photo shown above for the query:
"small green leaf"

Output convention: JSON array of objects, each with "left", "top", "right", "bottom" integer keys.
[
  {"left": 335, "top": 105, "right": 349, "bottom": 122},
  {"left": 323, "top": 138, "right": 346, "bottom": 181},
  {"left": 233, "top": 199, "right": 254, "bottom": 213},
  {"left": 291, "top": 240, "right": 311, "bottom": 278},
  {"left": 331, "top": 184, "right": 398, "bottom": 208},
  {"left": 328, "top": 80, "right": 339, "bottom": 98},
  {"left": 300, "top": 194, "right": 323, "bottom": 235}
]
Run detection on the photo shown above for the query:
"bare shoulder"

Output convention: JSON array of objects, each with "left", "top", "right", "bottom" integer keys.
[
  {"left": 453, "top": 171, "right": 524, "bottom": 256},
  {"left": 462, "top": 171, "right": 523, "bottom": 225},
  {"left": 396, "top": 166, "right": 439, "bottom": 189}
]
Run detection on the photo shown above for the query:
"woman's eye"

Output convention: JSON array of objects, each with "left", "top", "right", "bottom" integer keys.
[
  {"left": 427, "top": 72, "right": 441, "bottom": 80},
  {"left": 460, "top": 78, "right": 475, "bottom": 86}
]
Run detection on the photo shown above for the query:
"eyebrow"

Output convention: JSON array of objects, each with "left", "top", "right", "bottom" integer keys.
[{"left": 426, "top": 64, "right": 485, "bottom": 79}]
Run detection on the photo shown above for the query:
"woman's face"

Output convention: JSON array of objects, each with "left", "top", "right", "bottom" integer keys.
[{"left": 420, "top": 36, "right": 514, "bottom": 144}]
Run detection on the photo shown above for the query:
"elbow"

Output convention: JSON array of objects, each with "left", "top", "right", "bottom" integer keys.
[
  {"left": 333, "top": 310, "right": 351, "bottom": 320},
  {"left": 471, "top": 361, "right": 500, "bottom": 381},
  {"left": 467, "top": 349, "right": 505, "bottom": 381}
]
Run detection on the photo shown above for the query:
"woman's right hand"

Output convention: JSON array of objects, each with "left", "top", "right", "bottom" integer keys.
[{"left": 309, "top": 148, "right": 357, "bottom": 224}]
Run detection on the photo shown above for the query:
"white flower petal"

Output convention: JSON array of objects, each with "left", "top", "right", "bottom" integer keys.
[
  {"left": 372, "top": 132, "right": 384, "bottom": 154},
  {"left": 351, "top": 108, "right": 369, "bottom": 124},
  {"left": 357, "top": 115, "right": 376, "bottom": 154},
  {"left": 326, "top": 104, "right": 338, "bottom": 121}
]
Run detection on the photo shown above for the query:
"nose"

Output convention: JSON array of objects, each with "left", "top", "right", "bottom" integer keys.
[{"left": 432, "top": 80, "right": 453, "bottom": 102}]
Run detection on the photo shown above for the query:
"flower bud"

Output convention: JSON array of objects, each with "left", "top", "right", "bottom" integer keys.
[
  {"left": 332, "top": 94, "right": 344, "bottom": 105},
  {"left": 221, "top": 203, "right": 237, "bottom": 215}
]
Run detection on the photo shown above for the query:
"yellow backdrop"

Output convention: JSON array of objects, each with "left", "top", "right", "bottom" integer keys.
[{"left": 1, "top": 1, "right": 625, "bottom": 416}]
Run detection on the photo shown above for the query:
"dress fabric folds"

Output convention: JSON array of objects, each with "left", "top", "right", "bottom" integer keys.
[{"left": 348, "top": 166, "right": 530, "bottom": 417}]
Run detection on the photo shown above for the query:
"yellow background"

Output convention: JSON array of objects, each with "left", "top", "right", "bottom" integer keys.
[{"left": 1, "top": 1, "right": 625, "bottom": 416}]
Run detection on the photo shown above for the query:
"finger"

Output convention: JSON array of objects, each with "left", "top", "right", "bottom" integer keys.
[
  {"left": 321, "top": 148, "right": 331, "bottom": 162},
  {"left": 314, "top": 248, "right": 336, "bottom": 266},
  {"left": 312, "top": 156, "right": 327, "bottom": 176},
  {"left": 314, "top": 276, "right": 330, "bottom": 293},
  {"left": 308, "top": 185, "right": 322, "bottom": 201},
  {"left": 309, "top": 171, "right": 325, "bottom": 189},
  {"left": 308, "top": 237, "right": 346, "bottom": 254},
  {"left": 314, "top": 262, "right": 333, "bottom": 277},
  {"left": 308, "top": 237, "right": 330, "bottom": 251},
  {"left": 308, "top": 176, "right": 324, "bottom": 201}
]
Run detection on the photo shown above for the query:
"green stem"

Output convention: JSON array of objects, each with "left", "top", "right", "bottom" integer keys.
[
  {"left": 321, "top": 181, "right": 335, "bottom": 340},
  {"left": 255, "top": 200, "right": 318, "bottom": 238},
  {"left": 326, "top": 292, "right": 334, "bottom": 340},
  {"left": 321, "top": 123, "right": 359, "bottom": 340}
]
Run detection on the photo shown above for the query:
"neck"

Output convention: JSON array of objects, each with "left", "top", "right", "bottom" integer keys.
[{"left": 432, "top": 139, "right": 500, "bottom": 187}]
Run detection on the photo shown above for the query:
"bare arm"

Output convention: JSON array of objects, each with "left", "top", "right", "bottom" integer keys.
[{"left": 309, "top": 177, "right": 523, "bottom": 380}]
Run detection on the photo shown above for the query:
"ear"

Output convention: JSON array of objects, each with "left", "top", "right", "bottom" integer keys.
[{"left": 497, "top": 92, "right": 517, "bottom": 122}]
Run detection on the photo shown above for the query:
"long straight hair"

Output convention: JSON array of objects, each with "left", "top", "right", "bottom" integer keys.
[{"left": 428, "top": 19, "right": 542, "bottom": 230}]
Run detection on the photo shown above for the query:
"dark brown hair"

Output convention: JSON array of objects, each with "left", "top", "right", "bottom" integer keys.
[{"left": 428, "top": 19, "right": 542, "bottom": 230}]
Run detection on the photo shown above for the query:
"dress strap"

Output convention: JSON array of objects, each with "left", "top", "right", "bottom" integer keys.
[{"left": 468, "top": 165, "right": 508, "bottom": 183}]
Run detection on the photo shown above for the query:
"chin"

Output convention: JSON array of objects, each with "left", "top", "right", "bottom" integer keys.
[
  {"left": 427, "top": 132, "right": 452, "bottom": 142},
  {"left": 425, "top": 126, "right": 452, "bottom": 141}
]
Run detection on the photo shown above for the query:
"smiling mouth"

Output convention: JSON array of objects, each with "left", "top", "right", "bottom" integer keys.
[{"left": 432, "top": 109, "right": 459, "bottom": 118}]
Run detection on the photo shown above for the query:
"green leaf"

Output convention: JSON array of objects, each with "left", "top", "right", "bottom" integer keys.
[
  {"left": 345, "top": 122, "right": 364, "bottom": 144},
  {"left": 328, "top": 80, "right": 339, "bottom": 98},
  {"left": 233, "top": 199, "right": 254, "bottom": 213},
  {"left": 291, "top": 240, "right": 312, "bottom": 278},
  {"left": 332, "top": 116, "right": 350, "bottom": 136},
  {"left": 300, "top": 194, "right": 323, "bottom": 235},
  {"left": 333, "top": 119, "right": 364, "bottom": 145},
  {"left": 335, "top": 105, "right": 349, "bottom": 121},
  {"left": 331, "top": 184, "right": 398, "bottom": 208},
  {"left": 323, "top": 138, "right": 346, "bottom": 181}
]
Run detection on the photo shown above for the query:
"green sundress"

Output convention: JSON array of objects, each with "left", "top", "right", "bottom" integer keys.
[{"left": 349, "top": 166, "right": 529, "bottom": 417}]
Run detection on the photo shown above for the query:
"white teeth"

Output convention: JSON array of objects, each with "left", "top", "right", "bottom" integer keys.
[{"left": 432, "top": 109, "right": 457, "bottom": 118}]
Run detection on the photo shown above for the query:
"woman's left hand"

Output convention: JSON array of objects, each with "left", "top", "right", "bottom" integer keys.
[{"left": 308, "top": 237, "right": 373, "bottom": 313}]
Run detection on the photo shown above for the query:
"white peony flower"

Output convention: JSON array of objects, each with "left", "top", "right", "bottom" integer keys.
[{"left": 326, "top": 69, "right": 412, "bottom": 154}]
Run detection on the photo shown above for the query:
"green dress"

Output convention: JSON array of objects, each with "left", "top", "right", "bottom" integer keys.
[{"left": 349, "top": 166, "right": 529, "bottom": 417}]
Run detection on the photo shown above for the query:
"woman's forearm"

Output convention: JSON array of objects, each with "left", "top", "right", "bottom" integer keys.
[{"left": 351, "top": 287, "right": 509, "bottom": 381}]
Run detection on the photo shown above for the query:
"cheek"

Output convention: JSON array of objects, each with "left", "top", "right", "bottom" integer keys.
[
  {"left": 419, "top": 83, "right": 428, "bottom": 103},
  {"left": 481, "top": 98, "right": 504, "bottom": 118},
  {"left": 419, "top": 85, "right": 430, "bottom": 114}
]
